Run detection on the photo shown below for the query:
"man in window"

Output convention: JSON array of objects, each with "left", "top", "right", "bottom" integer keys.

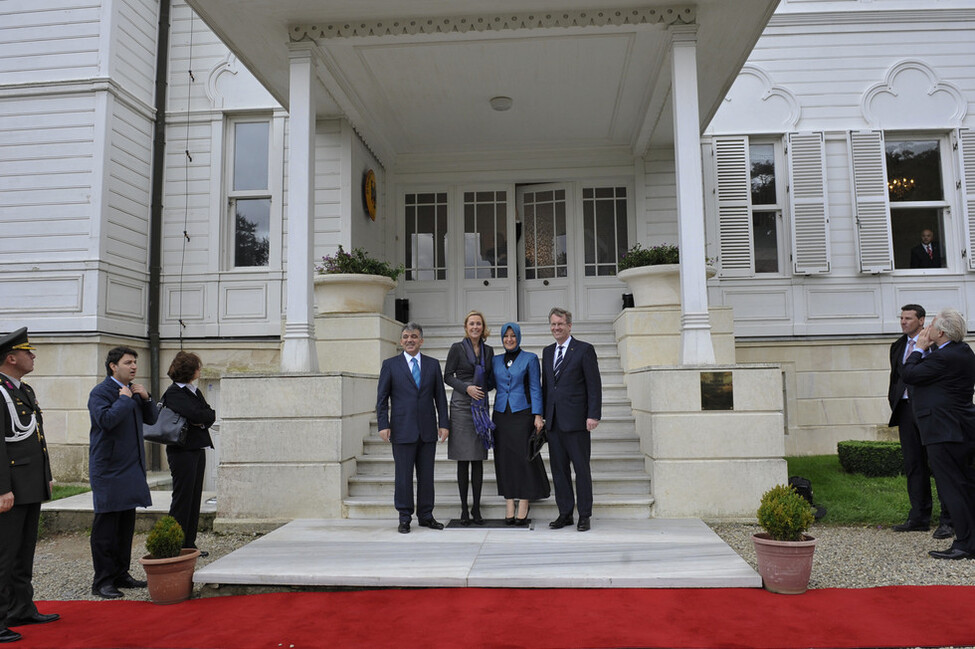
[{"left": 909, "top": 229, "right": 943, "bottom": 269}]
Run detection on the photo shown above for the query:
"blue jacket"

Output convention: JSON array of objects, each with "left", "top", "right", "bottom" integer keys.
[
  {"left": 88, "top": 377, "right": 158, "bottom": 513},
  {"left": 492, "top": 350, "right": 543, "bottom": 416}
]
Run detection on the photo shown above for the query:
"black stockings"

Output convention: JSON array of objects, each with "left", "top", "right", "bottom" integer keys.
[{"left": 457, "top": 460, "right": 483, "bottom": 518}]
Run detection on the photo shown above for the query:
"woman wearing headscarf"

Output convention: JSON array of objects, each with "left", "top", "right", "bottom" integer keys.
[
  {"left": 492, "top": 322, "right": 550, "bottom": 525},
  {"left": 444, "top": 310, "right": 495, "bottom": 525}
]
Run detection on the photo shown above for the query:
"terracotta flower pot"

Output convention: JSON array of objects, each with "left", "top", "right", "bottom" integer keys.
[
  {"left": 314, "top": 273, "right": 396, "bottom": 314},
  {"left": 751, "top": 533, "right": 817, "bottom": 594},
  {"left": 139, "top": 548, "right": 201, "bottom": 605}
]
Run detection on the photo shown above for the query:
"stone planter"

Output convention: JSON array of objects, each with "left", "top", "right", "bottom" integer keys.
[
  {"left": 617, "top": 264, "right": 716, "bottom": 308},
  {"left": 751, "top": 533, "right": 817, "bottom": 595},
  {"left": 314, "top": 273, "right": 396, "bottom": 314},
  {"left": 139, "top": 548, "right": 201, "bottom": 605}
]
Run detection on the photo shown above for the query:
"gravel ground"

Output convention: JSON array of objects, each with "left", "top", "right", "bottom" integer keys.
[{"left": 28, "top": 522, "right": 975, "bottom": 602}]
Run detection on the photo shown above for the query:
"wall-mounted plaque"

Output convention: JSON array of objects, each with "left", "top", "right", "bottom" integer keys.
[{"left": 701, "top": 371, "right": 733, "bottom": 411}]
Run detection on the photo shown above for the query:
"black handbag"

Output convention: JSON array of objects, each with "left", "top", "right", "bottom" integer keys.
[
  {"left": 143, "top": 404, "right": 188, "bottom": 446},
  {"left": 527, "top": 427, "right": 547, "bottom": 461}
]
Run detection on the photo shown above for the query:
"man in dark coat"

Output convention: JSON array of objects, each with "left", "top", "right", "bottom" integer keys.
[
  {"left": 376, "top": 323, "right": 450, "bottom": 534},
  {"left": 0, "top": 329, "right": 59, "bottom": 643},
  {"left": 542, "top": 307, "right": 602, "bottom": 532},
  {"left": 887, "top": 304, "right": 952, "bottom": 537},
  {"left": 901, "top": 308, "right": 975, "bottom": 560},
  {"left": 87, "top": 346, "right": 158, "bottom": 598}
]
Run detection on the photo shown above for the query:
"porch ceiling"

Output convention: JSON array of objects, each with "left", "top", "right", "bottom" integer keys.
[{"left": 186, "top": 1, "right": 779, "bottom": 166}]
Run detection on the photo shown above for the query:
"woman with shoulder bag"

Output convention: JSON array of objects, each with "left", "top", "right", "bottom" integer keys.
[{"left": 162, "top": 351, "right": 215, "bottom": 555}]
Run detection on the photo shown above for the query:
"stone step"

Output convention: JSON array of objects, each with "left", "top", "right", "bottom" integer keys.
[
  {"left": 352, "top": 453, "right": 648, "bottom": 475},
  {"left": 342, "top": 495, "right": 654, "bottom": 520},
  {"left": 348, "top": 472, "right": 652, "bottom": 496},
  {"left": 361, "top": 434, "right": 642, "bottom": 455}
]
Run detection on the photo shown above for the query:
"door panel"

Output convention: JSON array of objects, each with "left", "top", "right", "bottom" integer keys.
[
  {"left": 458, "top": 188, "right": 516, "bottom": 325},
  {"left": 517, "top": 184, "right": 574, "bottom": 321}
]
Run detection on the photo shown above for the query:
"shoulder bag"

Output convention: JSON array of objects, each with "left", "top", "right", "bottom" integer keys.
[{"left": 143, "top": 403, "right": 188, "bottom": 446}]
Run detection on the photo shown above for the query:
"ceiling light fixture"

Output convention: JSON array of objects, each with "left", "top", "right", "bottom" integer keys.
[{"left": 489, "top": 96, "right": 513, "bottom": 112}]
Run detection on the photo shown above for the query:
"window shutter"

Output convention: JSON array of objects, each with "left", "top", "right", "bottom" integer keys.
[
  {"left": 714, "top": 136, "right": 752, "bottom": 276},
  {"left": 849, "top": 131, "right": 893, "bottom": 272},
  {"left": 788, "top": 132, "right": 830, "bottom": 274},
  {"left": 957, "top": 129, "right": 975, "bottom": 271}
]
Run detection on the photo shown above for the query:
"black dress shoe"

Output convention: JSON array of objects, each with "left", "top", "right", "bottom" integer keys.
[
  {"left": 892, "top": 520, "right": 929, "bottom": 532},
  {"left": 932, "top": 523, "right": 955, "bottom": 540},
  {"left": 92, "top": 584, "right": 124, "bottom": 599},
  {"left": 398, "top": 521, "right": 411, "bottom": 534},
  {"left": 577, "top": 516, "right": 591, "bottom": 532},
  {"left": 505, "top": 516, "right": 516, "bottom": 526},
  {"left": 929, "top": 547, "right": 974, "bottom": 560},
  {"left": 5, "top": 612, "right": 59, "bottom": 626},
  {"left": 460, "top": 510, "right": 471, "bottom": 527},
  {"left": 115, "top": 574, "right": 147, "bottom": 589},
  {"left": 472, "top": 511, "right": 485, "bottom": 526},
  {"left": 418, "top": 518, "right": 444, "bottom": 530},
  {"left": 549, "top": 515, "right": 573, "bottom": 529},
  {"left": 0, "top": 628, "right": 22, "bottom": 643}
]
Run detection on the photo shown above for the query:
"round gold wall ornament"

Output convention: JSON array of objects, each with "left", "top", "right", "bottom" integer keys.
[{"left": 363, "top": 169, "right": 377, "bottom": 220}]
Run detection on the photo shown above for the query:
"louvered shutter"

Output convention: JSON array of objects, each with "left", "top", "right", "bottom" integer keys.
[
  {"left": 957, "top": 129, "right": 975, "bottom": 271},
  {"left": 849, "top": 131, "right": 893, "bottom": 272},
  {"left": 788, "top": 132, "right": 830, "bottom": 274},
  {"left": 714, "top": 137, "right": 752, "bottom": 276}
]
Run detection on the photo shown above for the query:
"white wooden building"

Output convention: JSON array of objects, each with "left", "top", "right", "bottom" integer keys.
[{"left": 2, "top": 0, "right": 975, "bottom": 516}]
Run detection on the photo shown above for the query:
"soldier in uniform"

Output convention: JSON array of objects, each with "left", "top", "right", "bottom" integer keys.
[{"left": 0, "top": 328, "right": 60, "bottom": 643}]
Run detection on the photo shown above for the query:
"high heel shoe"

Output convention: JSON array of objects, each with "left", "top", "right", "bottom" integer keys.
[
  {"left": 471, "top": 507, "right": 485, "bottom": 525},
  {"left": 505, "top": 516, "right": 516, "bottom": 526},
  {"left": 460, "top": 508, "right": 471, "bottom": 527},
  {"left": 515, "top": 503, "right": 530, "bottom": 526}
]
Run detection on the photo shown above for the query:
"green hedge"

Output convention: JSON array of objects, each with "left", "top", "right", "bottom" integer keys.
[{"left": 837, "top": 440, "right": 904, "bottom": 477}]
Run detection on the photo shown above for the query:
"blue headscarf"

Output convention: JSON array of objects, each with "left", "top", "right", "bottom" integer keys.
[{"left": 500, "top": 322, "right": 521, "bottom": 348}]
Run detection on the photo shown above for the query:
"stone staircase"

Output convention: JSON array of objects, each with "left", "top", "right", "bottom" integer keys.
[{"left": 343, "top": 321, "right": 654, "bottom": 520}]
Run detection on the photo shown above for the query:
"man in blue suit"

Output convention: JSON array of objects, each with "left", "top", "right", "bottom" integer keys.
[
  {"left": 87, "top": 346, "right": 158, "bottom": 598},
  {"left": 901, "top": 308, "right": 975, "bottom": 560},
  {"left": 376, "top": 323, "right": 450, "bottom": 534},
  {"left": 542, "top": 307, "right": 601, "bottom": 531}
]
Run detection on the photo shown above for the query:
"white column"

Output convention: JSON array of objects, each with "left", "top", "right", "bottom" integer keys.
[
  {"left": 670, "top": 25, "right": 715, "bottom": 365},
  {"left": 281, "top": 44, "right": 320, "bottom": 373}
]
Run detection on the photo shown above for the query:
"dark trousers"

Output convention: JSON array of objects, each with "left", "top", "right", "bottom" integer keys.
[
  {"left": 167, "top": 446, "right": 207, "bottom": 549},
  {"left": 547, "top": 425, "right": 593, "bottom": 519},
  {"left": 391, "top": 440, "right": 437, "bottom": 523},
  {"left": 0, "top": 503, "right": 41, "bottom": 624},
  {"left": 90, "top": 509, "right": 136, "bottom": 589},
  {"left": 927, "top": 441, "right": 975, "bottom": 553},
  {"left": 897, "top": 400, "right": 951, "bottom": 525}
]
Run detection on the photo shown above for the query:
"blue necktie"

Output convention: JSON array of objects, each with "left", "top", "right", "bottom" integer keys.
[
  {"left": 411, "top": 357, "right": 420, "bottom": 388},
  {"left": 553, "top": 345, "right": 564, "bottom": 379}
]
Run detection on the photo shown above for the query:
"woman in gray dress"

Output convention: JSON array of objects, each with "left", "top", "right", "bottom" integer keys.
[{"left": 444, "top": 310, "right": 495, "bottom": 525}]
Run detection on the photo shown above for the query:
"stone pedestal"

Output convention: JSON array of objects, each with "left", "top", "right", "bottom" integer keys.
[
  {"left": 627, "top": 365, "right": 787, "bottom": 518},
  {"left": 614, "top": 306, "right": 736, "bottom": 371},
  {"left": 214, "top": 373, "right": 376, "bottom": 532},
  {"left": 314, "top": 313, "right": 401, "bottom": 375}
]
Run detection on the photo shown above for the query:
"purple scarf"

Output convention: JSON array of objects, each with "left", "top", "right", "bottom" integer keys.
[{"left": 463, "top": 338, "right": 495, "bottom": 449}]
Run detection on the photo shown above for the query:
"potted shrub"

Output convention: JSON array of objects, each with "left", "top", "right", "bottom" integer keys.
[
  {"left": 616, "top": 243, "right": 715, "bottom": 307},
  {"left": 752, "top": 484, "right": 818, "bottom": 594},
  {"left": 313, "top": 245, "right": 405, "bottom": 314},
  {"left": 139, "top": 515, "right": 201, "bottom": 605}
]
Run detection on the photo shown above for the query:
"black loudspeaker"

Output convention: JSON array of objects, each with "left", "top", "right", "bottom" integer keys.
[{"left": 395, "top": 298, "right": 410, "bottom": 323}]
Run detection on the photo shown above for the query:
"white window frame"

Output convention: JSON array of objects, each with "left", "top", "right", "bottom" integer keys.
[
  {"left": 223, "top": 115, "right": 283, "bottom": 271},
  {"left": 850, "top": 130, "right": 956, "bottom": 274},
  {"left": 712, "top": 135, "right": 828, "bottom": 277}
]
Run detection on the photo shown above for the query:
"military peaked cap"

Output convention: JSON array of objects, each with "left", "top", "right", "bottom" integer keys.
[{"left": 0, "top": 327, "right": 34, "bottom": 357}]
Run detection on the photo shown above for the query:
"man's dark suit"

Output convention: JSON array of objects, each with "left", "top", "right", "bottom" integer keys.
[
  {"left": 542, "top": 338, "right": 601, "bottom": 520},
  {"left": 888, "top": 334, "right": 950, "bottom": 527},
  {"left": 901, "top": 342, "right": 975, "bottom": 554},
  {"left": 910, "top": 242, "right": 943, "bottom": 268},
  {"left": 376, "top": 353, "right": 449, "bottom": 523},
  {"left": 0, "top": 374, "right": 52, "bottom": 626}
]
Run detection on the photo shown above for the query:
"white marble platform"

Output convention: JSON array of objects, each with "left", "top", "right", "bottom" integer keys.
[{"left": 194, "top": 518, "right": 762, "bottom": 589}]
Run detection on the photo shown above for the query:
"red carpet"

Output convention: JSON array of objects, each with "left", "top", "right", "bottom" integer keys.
[{"left": 14, "top": 586, "right": 975, "bottom": 648}]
